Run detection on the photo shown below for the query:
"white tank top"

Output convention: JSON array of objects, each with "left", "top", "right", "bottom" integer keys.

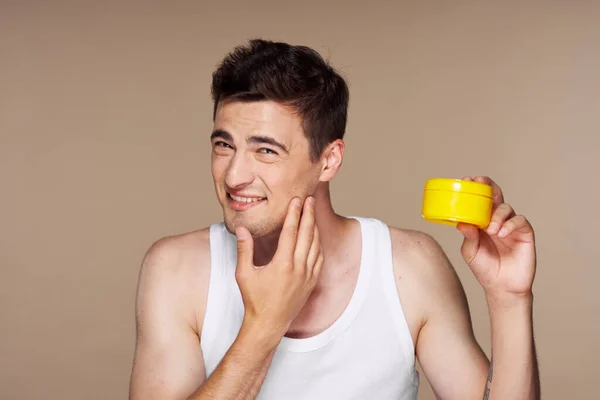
[{"left": 201, "top": 217, "right": 419, "bottom": 399}]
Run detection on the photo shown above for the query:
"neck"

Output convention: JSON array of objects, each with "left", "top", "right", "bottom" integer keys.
[{"left": 252, "top": 183, "right": 349, "bottom": 266}]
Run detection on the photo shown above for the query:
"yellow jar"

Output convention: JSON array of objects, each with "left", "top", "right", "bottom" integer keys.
[{"left": 421, "top": 178, "right": 494, "bottom": 228}]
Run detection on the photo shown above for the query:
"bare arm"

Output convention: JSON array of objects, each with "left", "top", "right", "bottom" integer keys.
[
  {"left": 187, "top": 322, "right": 279, "bottom": 399},
  {"left": 129, "top": 235, "right": 280, "bottom": 400},
  {"left": 484, "top": 293, "right": 540, "bottom": 400},
  {"left": 130, "top": 197, "right": 323, "bottom": 400},
  {"left": 405, "top": 232, "right": 539, "bottom": 400},
  {"left": 395, "top": 230, "right": 489, "bottom": 399},
  {"left": 129, "top": 236, "right": 207, "bottom": 400}
]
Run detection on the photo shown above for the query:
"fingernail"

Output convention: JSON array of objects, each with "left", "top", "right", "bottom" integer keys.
[
  {"left": 307, "top": 196, "right": 315, "bottom": 205},
  {"left": 293, "top": 197, "right": 302, "bottom": 207},
  {"left": 487, "top": 222, "right": 498, "bottom": 234},
  {"left": 498, "top": 228, "right": 508, "bottom": 237}
]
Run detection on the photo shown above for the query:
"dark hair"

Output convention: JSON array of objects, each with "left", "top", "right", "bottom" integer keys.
[{"left": 211, "top": 39, "right": 349, "bottom": 161}]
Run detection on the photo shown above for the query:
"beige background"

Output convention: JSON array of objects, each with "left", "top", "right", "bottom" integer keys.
[{"left": 1, "top": 1, "right": 599, "bottom": 399}]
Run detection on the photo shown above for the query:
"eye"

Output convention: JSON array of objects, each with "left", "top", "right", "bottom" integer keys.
[
  {"left": 214, "top": 141, "right": 232, "bottom": 149},
  {"left": 259, "top": 148, "right": 278, "bottom": 155}
]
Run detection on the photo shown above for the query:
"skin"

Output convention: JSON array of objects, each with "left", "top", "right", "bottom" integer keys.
[{"left": 129, "top": 99, "right": 540, "bottom": 400}]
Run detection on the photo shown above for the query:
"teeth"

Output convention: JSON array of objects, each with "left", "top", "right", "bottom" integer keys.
[{"left": 231, "top": 195, "right": 264, "bottom": 203}]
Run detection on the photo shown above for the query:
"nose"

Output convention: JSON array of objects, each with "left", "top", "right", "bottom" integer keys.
[{"left": 224, "top": 152, "right": 254, "bottom": 189}]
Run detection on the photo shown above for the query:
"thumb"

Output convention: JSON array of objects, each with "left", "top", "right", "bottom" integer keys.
[
  {"left": 235, "top": 226, "right": 254, "bottom": 268},
  {"left": 456, "top": 222, "right": 480, "bottom": 265}
]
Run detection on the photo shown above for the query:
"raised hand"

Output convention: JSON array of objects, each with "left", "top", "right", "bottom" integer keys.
[
  {"left": 456, "top": 176, "right": 537, "bottom": 301},
  {"left": 234, "top": 196, "right": 324, "bottom": 337}
]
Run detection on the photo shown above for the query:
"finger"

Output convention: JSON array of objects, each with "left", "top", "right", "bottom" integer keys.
[
  {"left": 456, "top": 222, "right": 481, "bottom": 265},
  {"left": 461, "top": 176, "right": 473, "bottom": 181},
  {"left": 294, "top": 196, "right": 316, "bottom": 269},
  {"left": 235, "top": 226, "right": 254, "bottom": 269},
  {"left": 487, "top": 203, "right": 516, "bottom": 235},
  {"left": 275, "top": 197, "right": 303, "bottom": 262},
  {"left": 474, "top": 176, "right": 504, "bottom": 208},
  {"left": 306, "top": 223, "right": 321, "bottom": 269},
  {"left": 498, "top": 215, "right": 533, "bottom": 239}
]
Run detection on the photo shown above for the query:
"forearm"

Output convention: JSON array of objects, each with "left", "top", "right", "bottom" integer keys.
[
  {"left": 188, "top": 322, "right": 282, "bottom": 400},
  {"left": 485, "top": 293, "right": 540, "bottom": 400}
]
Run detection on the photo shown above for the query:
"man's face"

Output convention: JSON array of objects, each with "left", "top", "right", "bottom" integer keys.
[{"left": 211, "top": 100, "right": 323, "bottom": 238}]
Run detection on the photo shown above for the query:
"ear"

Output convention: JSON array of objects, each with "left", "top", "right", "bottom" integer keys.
[{"left": 319, "top": 139, "right": 345, "bottom": 182}]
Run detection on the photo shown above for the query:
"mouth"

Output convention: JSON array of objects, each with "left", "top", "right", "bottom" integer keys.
[{"left": 227, "top": 193, "right": 267, "bottom": 211}]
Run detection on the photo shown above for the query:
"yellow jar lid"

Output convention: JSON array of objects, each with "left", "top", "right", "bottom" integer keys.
[{"left": 424, "top": 178, "right": 493, "bottom": 198}]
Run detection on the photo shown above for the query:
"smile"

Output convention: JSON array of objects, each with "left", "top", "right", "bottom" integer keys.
[
  {"left": 227, "top": 193, "right": 267, "bottom": 211},
  {"left": 230, "top": 194, "right": 266, "bottom": 203}
]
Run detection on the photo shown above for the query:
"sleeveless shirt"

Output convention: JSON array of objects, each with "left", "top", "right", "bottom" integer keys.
[{"left": 201, "top": 217, "right": 419, "bottom": 399}]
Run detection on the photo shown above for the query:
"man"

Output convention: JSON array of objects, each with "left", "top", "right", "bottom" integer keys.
[{"left": 129, "top": 39, "right": 540, "bottom": 399}]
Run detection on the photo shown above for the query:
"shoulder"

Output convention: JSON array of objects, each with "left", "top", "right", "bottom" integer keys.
[
  {"left": 138, "top": 227, "right": 212, "bottom": 288},
  {"left": 141, "top": 227, "right": 212, "bottom": 273},
  {"left": 387, "top": 227, "right": 455, "bottom": 273},
  {"left": 386, "top": 225, "right": 469, "bottom": 322},
  {"left": 135, "top": 227, "right": 213, "bottom": 333}
]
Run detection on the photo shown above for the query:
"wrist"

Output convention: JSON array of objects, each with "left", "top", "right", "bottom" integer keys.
[
  {"left": 485, "top": 290, "right": 533, "bottom": 313},
  {"left": 239, "top": 316, "right": 286, "bottom": 353}
]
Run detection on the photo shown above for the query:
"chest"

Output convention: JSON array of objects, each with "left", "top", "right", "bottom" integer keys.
[
  {"left": 284, "top": 260, "right": 360, "bottom": 339},
  {"left": 284, "top": 264, "right": 422, "bottom": 352}
]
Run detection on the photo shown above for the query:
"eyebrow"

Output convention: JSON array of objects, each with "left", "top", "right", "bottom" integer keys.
[
  {"left": 210, "top": 129, "right": 233, "bottom": 142},
  {"left": 247, "top": 135, "right": 289, "bottom": 154},
  {"left": 210, "top": 129, "right": 289, "bottom": 154}
]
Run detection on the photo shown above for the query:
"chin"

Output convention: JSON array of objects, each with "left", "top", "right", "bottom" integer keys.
[{"left": 223, "top": 213, "right": 283, "bottom": 239}]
